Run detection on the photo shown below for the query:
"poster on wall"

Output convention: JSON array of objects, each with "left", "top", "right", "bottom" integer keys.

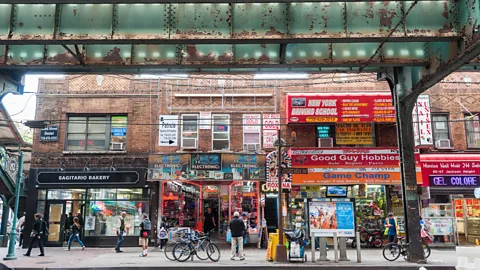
[
  {"left": 309, "top": 199, "right": 355, "bottom": 237},
  {"left": 85, "top": 216, "right": 96, "bottom": 230},
  {"left": 412, "top": 95, "right": 433, "bottom": 146},
  {"left": 266, "top": 150, "right": 292, "bottom": 189},
  {"left": 335, "top": 123, "right": 373, "bottom": 145},
  {"left": 159, "top": 115, "right": 178, "bottom": 146},
  {"left": 243, "top": 114, "right": 261, "bottom": 133},
  {"left": 200, "top": 112, "right": 212, "bottom": 129},
  {"left": 263, "top": 114, "right": 280, "bottom": 149}
]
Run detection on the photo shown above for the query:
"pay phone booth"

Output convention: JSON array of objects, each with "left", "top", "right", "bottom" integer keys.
[{"left": 308, "top": 197, "right": 356, "bottom": 262}]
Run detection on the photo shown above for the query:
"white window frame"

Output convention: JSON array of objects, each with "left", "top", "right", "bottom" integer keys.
[
  {"left": 212, "top": 114, "right": 230, "bottom": 151},
  {"left": 181, "top": 114, "right": 199, "bottom": 149}
]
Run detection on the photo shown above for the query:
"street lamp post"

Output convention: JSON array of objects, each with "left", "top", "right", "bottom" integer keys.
[{"left": 4, "top": 146, "right": 23, "bottom": 260}]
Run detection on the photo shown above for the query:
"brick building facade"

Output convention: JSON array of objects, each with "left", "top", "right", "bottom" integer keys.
[{"left": 25, "top": 72, "right": 480, "bottom": 247}]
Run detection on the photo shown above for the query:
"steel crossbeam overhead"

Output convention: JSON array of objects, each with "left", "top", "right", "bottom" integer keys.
[{"left": 0, "top": 1, "right": 477, "bottom": 73}]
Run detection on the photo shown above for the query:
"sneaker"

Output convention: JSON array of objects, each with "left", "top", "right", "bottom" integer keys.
[
  {"left": 23, "top": 254, "right": 30, "bottom": 257},
  {"left": 116, "top": 250, "right": 123, "bottom": 253},
  {"left": 240, "top": 257, "right": 245, "bottom": 261},
  {"left": 38, "top": 254, "right": 45, "bottom": 257},
  {"left": 230, "top": 257, "right": 235, "bottom": 261},
  {"left": 65, "top": 249, "right": 71, "bottom": 251},
  {"left": 82, "top": 247, "right": 85, "bottom": 251},
  {"left": 326, "top": 247, "right": 329, "bottom": 251},
  {"left": 139, "top": 254, "right": 146, "bottom": 257}
]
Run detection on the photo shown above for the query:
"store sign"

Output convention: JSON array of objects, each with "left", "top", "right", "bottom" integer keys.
[
  {"left": 316, "top": 125, "right": 331, "bottom": 138},
  {"left": 420, "top": 156, "right": 480, "bottom": 186},
  {"left": 289, "top": 148, "right": 422, "bottom": 185},
  {"left": 159, "top": 115, "right": 178, "bottom": 146},
  {"left": 429, "top": 176, "right": 479, "bottom": 187},
  {"left": 309, "top": 199, "right": 355, "bottom": 237},
  {"left": 200, "top": 111, "right": 211, "bottom": 129},
  {"left": 266, "top": 150, "right": 292, "bottom": 189},
  {"left": 36, "top": 171, "right": 139, "bottom": 185},
  {"left": 148, "top": 153, "right": 266, "bottom": 181},
  {"left": 285, "top": 93, "right": 395, "bottom": 123},
  {"left": 413, "top": 95, "right": 433, "bottom": 146},
  {"left": 243, "top": 114, "right": 261, "bottom": 133},
  {"left": 39, "top": 126, "right": 59, "bottom": 142},
  {"left": 263, "top": 114, "right": 280, "bottom": 148},
  {"left": 335, "top": 123, "right": 373, "bottom": 145}
]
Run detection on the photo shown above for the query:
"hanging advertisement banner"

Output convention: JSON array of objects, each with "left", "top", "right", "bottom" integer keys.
[
  {"left": 290, "top": 148, "right": 422, "bottom": 185},
  {"left": 200, "top": 111, "right": 212, "bottom": 129},
  {"left": 413, "top": 95, "right": 433, "bottom": 146},
  {"left": 266, "top": 150, "right": 292, "bottom": 189},
  {"left": 243, "top": 114, "right": 261, "bottom": 133},
  {"left": 309, "top": 198, "right": 355, "bottom": 237},
  {"left": 263, "top": 114, "right": 280, "bottom": 149},
  {"left": 285, "top": 93, "right": 395, "bottom": 123},
  {"left": 335, "top": 123, "right": 373, "bottom": 145}
]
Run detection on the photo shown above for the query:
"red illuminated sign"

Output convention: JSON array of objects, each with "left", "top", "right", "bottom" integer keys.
[{"left": 285, "top": 93, "right": 395, "bottom": 123}]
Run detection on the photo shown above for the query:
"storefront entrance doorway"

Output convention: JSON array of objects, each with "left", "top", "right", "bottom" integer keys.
[{"left": 45, "top": 201, "right": 66, "bottom": 247}]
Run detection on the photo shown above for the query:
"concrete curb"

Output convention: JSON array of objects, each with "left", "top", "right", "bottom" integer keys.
[{"left": 9, "top": 266, "right": 456, "bottom": 270}]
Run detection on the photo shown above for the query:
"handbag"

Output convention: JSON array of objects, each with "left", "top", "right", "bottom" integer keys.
[
  {"left": 226, "top": 230, "right": 232, "bottom": 243},
  {"left": 142, "top": 231, "right": 149, "bottom": 238}
]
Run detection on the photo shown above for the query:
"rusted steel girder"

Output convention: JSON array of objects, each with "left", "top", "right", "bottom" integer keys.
[{"left": 0, "top": 0, "right": 452, "bottom": 3}]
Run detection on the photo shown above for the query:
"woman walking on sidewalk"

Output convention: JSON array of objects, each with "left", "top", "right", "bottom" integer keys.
[{"left": 66, "top": 217, "right": 85, "bottom": 251}]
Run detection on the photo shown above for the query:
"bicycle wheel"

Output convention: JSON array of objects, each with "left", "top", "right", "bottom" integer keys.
[
  {"left": 207, "top": 242, "right": 221, "bottom": 262},
  {"left": 164, "top": 242, "right": 178, "bottom": 261},
  {"left": 422, "top": 243, "right": 431, "bottom": 259},
  {"left": 173, "top": 242, "right": 192, "bottom": 262},
  {"left": 383, "top": 243, "right": 401, "bottom": 261},
  {"left": 195, "top": 240, "right": 209, "bottom": 260}
]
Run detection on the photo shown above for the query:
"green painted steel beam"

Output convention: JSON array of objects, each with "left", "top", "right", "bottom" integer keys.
[{"left": 0, "top": 0, "right": 451, "bottom": 3}]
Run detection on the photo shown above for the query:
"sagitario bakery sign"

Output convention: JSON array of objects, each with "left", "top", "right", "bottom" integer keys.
[
  {"left": 285, "top": 93, "right": 395, "bottom": 123},
  {"left": 289, "top": 148, "right": 422, "bottom": 185}
]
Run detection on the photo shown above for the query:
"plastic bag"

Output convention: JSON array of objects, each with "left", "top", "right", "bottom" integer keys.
[
  {"left": 290, "top": 242, "right": 301, "bottom": 258},
  {"left": 226, "top": 230, "right": 232, "bottom": 243}
]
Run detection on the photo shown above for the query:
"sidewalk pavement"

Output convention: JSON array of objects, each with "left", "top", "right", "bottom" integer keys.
[{"left": 0, "top": 245, "right": 457, "bottom": 269}]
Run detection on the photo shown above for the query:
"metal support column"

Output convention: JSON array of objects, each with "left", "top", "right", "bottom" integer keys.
[
  {"left": 275, "top": 128, "right": 288, "bottom": 262},
  {"left": 385, "top": 67, "right": 425, "bottom": 263}
]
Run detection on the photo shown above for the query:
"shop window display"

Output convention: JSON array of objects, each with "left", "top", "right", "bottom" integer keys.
[
  {"left": 422, "top": 204, "right": 455, "bottom": 244},
  {"left": 230, "top": 182, "right": 258, "bottom": 227},
  {"left": 162, "top": 182, "right": 200, "bottom": 228},
  {"left": 353, "top": 185, "right": 387, "bottom": 231}
]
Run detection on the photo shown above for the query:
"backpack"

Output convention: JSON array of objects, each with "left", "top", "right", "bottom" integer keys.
[{"left": 142, "top": 219, "right": 152, "bottom": 231}]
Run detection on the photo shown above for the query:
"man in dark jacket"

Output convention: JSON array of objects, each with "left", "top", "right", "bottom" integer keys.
[
  {"left": 229, "top": 212, "right": 245, "bottom": 261},
  {"left": 24, "top": 213, "right": 46, "bottom": 257}
]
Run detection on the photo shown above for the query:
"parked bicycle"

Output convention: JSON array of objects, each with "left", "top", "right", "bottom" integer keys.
[
  {"left": 383, "top": 236, "right": 431, "bottom": 261},
  {"left": 164, "top": 230, "right": 191, "bottom": 261},
  {"left": 173, "top": 229, "right": 221, "bottom": 262}
]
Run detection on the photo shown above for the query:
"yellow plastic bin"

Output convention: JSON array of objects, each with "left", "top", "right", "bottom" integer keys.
[{"left": 266, "top": 233, "right": 279, "bottom": 261}]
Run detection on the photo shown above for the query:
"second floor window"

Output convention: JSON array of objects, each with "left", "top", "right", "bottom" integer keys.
[
  {"left": 432, "top": 114, "right": 450, "bottom": 148},
  {"left": 465, "top": 114, "right": 480, "bottom": 148},
  {"left": 66, "top": 115, "right": 127, "bottom": 151},
  {"left": 212, "top": 114, "right": 230, "bottom": 151},
  {"left": 181, "top": 114, "right": 198, "bottom": 149}
]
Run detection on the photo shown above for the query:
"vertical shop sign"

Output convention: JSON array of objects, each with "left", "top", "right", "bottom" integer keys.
[
  {"left": 266, "top": 150, "right": 292, "bottom": 189},
  {"left": 412, "top": 95, "right": 433, "bottom": 146},
  {"left": 263, "top": 114, "right": 281, "bottom": 149},
  {"left": 200, "top": 111, "right": 211, "bottom": 129},
  {"left": 159, "top": 115, "right": 178, "bottom": 146},
  {"left": 335, "top": 123, "right": 373, "bottom": 145}
]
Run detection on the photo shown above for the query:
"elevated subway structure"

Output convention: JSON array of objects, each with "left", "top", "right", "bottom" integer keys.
[{"left": 0, "top": 0, "right": 480, "bottom": 264}]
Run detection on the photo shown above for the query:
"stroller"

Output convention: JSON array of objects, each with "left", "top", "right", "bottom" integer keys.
[{"left": 284, "top": 229, "right": 307, "bottom": 263}]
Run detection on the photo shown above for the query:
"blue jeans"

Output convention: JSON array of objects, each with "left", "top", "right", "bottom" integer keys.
[
  {"left": 68, "top": 233, "right": 85, "bottom": 249},
  {"left": 115, "top": 231, "right": 124, "bottom": 250}
]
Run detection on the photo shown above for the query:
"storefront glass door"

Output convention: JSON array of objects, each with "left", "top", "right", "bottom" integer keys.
[{"left": 45, "top": 201, "right": 66, "bottom": 247}]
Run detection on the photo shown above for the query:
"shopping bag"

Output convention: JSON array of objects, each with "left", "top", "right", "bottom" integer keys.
[
  {"left": 226, "top": 230, "right": 232, "bottom": 243},
  {"left": 290, "top": 242, "right": 301, "bottom": 257}
]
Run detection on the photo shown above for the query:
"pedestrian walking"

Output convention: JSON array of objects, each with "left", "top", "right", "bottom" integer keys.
[
  {"left": 229, "top": 212, "right": 245, "bottom": 261},
  {"left": 66, "top": 217, "right": 85, "bottom": 251},
  {"left": 23, "top": 213, "right": 47, "bottom": 257},
  {"left": 115, "top": 212, "right": 127, "bottom": 253},
  {"left": 204, "top": 207, "right": 216, "bottom": 233},
  {"left": 139, "top": 213, "right": 151, "bottom": 257},
  {"left": 384, "top": 212, "right": 399, "bottom": 243},
  {"left": 158, "top": 217, "right": 168, "bottom": 251}
]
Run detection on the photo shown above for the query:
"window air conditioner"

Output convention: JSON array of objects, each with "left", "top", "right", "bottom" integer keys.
[
  {"left": 182, "top": 138, "right": 198, "bottom": 149},
  {"left": 244, "top": 143, "right": 260, "bottom": 152},
  {"left": 110, "top": 142, "right": 125, "bottom": 151},
  {"left": 318, "top": 138, "right": 334, "bottom": 148},
  {"left": 435, "top": 139, "right": 451, "bottom": 149}
]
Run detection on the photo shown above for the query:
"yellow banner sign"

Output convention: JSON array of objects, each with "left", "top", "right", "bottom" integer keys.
[{"left": 335, "top": 123, "right": 373, "bottom": 145}]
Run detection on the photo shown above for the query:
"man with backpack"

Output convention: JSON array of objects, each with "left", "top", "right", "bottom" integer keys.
[
  {"left": 139, "top": 213, "right": 151, "bottom": 257},
  {"left": 24, "top": 213, "right": 48, "bottom": 257}
]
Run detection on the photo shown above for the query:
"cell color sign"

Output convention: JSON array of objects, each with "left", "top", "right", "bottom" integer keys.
[{"left": 429, "top": 176, "right": 479, "bottom": 187}]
